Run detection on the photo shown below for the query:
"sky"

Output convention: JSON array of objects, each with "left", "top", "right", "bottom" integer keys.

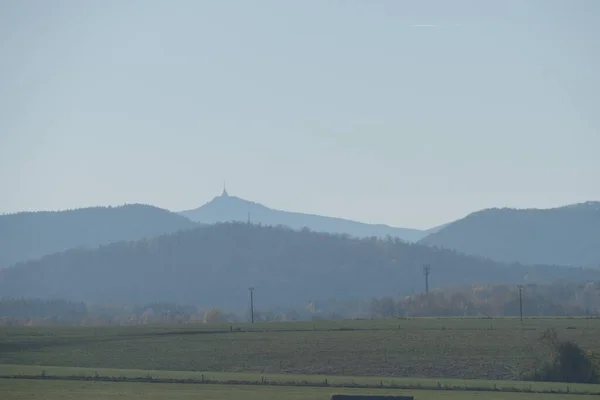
[{"left": 1, "top": 0, "right": 599, "bottom": 229}]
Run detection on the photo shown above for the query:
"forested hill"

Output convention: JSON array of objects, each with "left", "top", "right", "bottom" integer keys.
[
  {"left": 419, "top": 202, "right": 600, "bottom": 267},
  {"left": 179, "top": 190, "right": 443, "bottom": 242},
  {"left": 0, "top": 204, "right": 197, "bottom": 269},
  {"left": 2, "top": 222, "right": 599, "bottom": 311}
]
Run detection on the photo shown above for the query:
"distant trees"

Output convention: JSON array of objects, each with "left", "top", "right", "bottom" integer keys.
[
  {"left": 0, "top": 298, "right": 87, "bottom": 318},
  {"left": 370, "top": 297, "right": 400, "bottom": 318},
  {"left": 203, "top": 309, "right": 225, "bottom": 324},
  {"left": 0, "top": 299, "right": 207, "bottom": 327},
  {"left": 365, "top": 282, "right": 600, "bottom": 318},
  {"left": 1, "top": 280, "right": 599, "bottom": 326}
]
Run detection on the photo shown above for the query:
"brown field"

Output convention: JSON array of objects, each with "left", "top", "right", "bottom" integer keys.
[{"left": 1, "top": 318, "right": 598, "bottom": 380}]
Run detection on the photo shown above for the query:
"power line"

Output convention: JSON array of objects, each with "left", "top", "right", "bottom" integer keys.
[
  {"left": 423, "top": 264, "right": 431, "bottom": 294},
  {"left": 249, "top": 287, "right": 255, "bottom": 324},
  {"left": 518, "top": 285, "right": 524, "bottom": 322}
]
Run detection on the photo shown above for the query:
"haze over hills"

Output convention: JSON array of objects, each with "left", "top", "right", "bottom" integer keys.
[
  {"left": 0, "top": 204, "right": 197, "bottom": 269},
  {"left": 419, "top": 201, "right": 600, "bottom": 267},
  {"left": 179, "top": 188, "right": 444, "bottom": 242},
  {"left": 2, "top": 222, "right": 599, "bottom": 311}
]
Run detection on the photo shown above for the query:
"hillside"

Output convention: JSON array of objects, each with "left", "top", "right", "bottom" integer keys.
[
  {"left": 1, "top": 222, "right": 599, "bottom": 311},
  {"left": 179, "top": 189, "right": 443, "bottom": 242},
  {"left": 0, "top": 204, "right": 197, "bottom": 269},
  {"left": 419, "top": 202, "right": 600, "bottom": 267}
]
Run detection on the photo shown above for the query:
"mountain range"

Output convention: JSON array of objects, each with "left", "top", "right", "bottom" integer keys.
[
  {"left": 2, "top": 222, "right": 598, "bottom": 311},
  {"left": 179, "top": 188, "right": 444, "bottom": 242},
  {"left": 1, "top": 192, "right": 599, "bottom": 272}
]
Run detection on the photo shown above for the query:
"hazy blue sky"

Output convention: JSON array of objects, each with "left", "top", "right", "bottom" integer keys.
[{"left": 1, "top": 0, "right": 598, "bottom": 228}]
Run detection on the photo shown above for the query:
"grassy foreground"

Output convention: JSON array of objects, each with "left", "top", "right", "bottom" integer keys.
[
  {"left": 1, "top": 318, "right": 599, "bottom": 380},
  {"left": 2, "top": 379, "right": 600, "bottom": 400},
  {"left": 2, "top": 364, "right": 600, "bottom": 394}
]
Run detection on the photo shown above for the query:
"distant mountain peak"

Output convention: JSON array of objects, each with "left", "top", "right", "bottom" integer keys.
[{"left": 179, "top": 193, "right": 443, "bottom": 242}]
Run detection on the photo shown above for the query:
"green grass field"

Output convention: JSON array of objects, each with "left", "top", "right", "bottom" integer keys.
[
  {"left": 1, "top": 318, "right": 599, "bottom": 380},
  {"left": 2, "top": 318, "right": 600, "bottom": 399},
  {"left": 2, "top": 364, "right": 600, "bottom": 394}
]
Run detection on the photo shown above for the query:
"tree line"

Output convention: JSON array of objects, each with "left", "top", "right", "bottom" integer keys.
[
  {"left": 365, "top": 282, "right": 600, "bottom": 318},
  {"left": 1, "top": 282, "right": 599, "bottom": 326}
]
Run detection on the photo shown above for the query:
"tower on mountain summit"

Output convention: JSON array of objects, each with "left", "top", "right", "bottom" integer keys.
[{"left": 221, "top": 182, "right": 229, "bottom": 197}]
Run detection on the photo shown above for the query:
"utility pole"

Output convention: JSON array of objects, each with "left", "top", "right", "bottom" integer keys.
[
  {"left": 423, "top": 264, "right": 431, "bottom": 294},
  {"left": 249, "top": 287, "right": 255, "bottom": 324},
  {"left": 518, "top": 285, "right": 524, "bottom": 322}
]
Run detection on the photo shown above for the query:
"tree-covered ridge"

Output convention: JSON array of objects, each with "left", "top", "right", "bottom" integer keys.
[
  {"left": 0, "top": 204, "right": 197, "bottom": 269},
  {"left": 2, "top": 222, "right": 599, "bottom": 311},
  {"left": 419, "top": 202, "right": 600, "bottom": 267}
]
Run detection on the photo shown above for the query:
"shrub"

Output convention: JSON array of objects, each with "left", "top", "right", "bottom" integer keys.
[{"left": 525, "top": 328, "right": 598, "bottom": 383}]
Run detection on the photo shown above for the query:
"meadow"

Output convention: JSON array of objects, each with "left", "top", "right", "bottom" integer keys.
[
  {"left": 2, "top": 317, "right": 600, "bottom": 399},
  {"left": 1, "top": 318, "right": 599, "bottom": 380},
  {"left": 1, "top": 363, "right": 600, "bottom": 394}
]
